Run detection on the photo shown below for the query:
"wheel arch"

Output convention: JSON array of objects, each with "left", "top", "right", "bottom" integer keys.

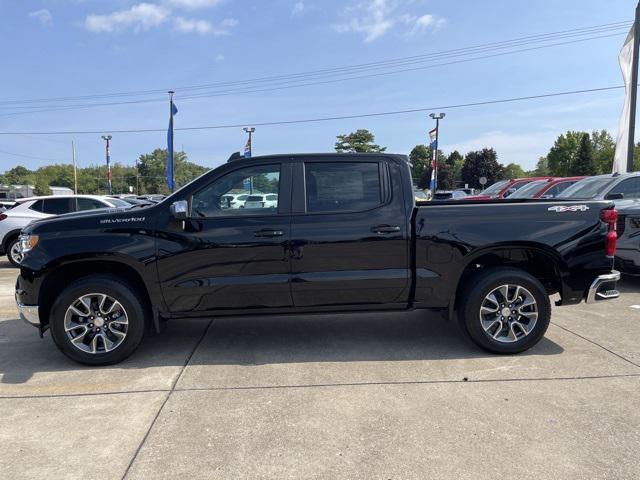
[
  {"left": 38, "top": 259, "right": 155, "bottom": 332},
  {"left": 449, "top": 242, "right": 565, "bottom": 321},
  {"left": 2, "top": 228, "right": 22, "bottom": 251}
]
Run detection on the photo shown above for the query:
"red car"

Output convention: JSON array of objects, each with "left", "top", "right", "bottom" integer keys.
[
  {"left": 463, "top": 177, "right": 553, "bottom": 200},
  {"left": 507, "top": 176, "right": 586, "bottom": 199}
]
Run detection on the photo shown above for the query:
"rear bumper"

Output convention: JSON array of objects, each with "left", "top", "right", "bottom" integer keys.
[{"left": 585, "top": 270, "right": 621, "bottom": 303}]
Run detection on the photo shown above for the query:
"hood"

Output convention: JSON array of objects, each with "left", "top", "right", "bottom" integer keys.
[{"left": 23, "top": 205, "right": 152, "bottom": 235}]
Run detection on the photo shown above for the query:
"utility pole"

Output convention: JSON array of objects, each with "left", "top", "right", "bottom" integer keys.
[
  {"left": 243, "top": 127, "right": 255, "bottom": 158},
  {"left": 429, "top": 113, "right": 445, "bottom": 192},
  {"left": 627, "top": 0, "right": 640, "bottom": 172},
  {"left": 101, "top": 135, "right": 113, "bottom": 194},
  {"left": 135, "top": 157, "right": 140, "bottom": 195},
  {"left": 71, "top": 140, "right": 78, "bottom": 194}
]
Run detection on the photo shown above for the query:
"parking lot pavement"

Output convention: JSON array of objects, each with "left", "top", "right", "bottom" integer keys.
[{"left": 1, "top": 256, "right": 639, "bottom": 479}]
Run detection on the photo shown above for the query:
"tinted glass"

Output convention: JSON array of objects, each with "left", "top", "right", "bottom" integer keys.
[
  {"left": 544, "top": 181, "right": 577, "bottom": 198},
  {"left": 482, "top": 180, "right": 509, "bottom": 194},
  {"left": 76, "top": 198, "right": 108, "bottom": 211},
  {"left": 42, "top": 198, "right": 72, "bottom": 215},
  {"left": 192, "top": 164, "right": 280, "bottom": 217},
  {"left": 508, "top": 180, "right": 547, "bottom": 199},
  {"left": 559, "top": 177, "right": 617, "bottom": 198},
  {"left": 608, "top": 177, "right": 640, "bottom": 199},
  {"left": 305, "top": 162, "right": 381, "bottom": 213},
  {"left": 29, "top": 200, "right": 44, "bottom": 212}
]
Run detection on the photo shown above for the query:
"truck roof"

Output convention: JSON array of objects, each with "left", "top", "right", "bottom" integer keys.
[{"left": 227, "top": 152, "right": 409, "bottom": 163}]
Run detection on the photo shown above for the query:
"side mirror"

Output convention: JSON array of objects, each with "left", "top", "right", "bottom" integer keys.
[
  {"left": 170, "top": 200, "right": 189, "bottom": 220},
  {"left": 605, "top": 193, "right": 624, "bottom": 200}
]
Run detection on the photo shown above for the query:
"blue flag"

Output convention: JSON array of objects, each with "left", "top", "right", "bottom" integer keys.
[{"left": 167, "top": 101, "right": 178, "bottom": 191}]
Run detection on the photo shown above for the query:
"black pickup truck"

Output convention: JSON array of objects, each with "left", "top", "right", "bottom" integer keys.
[{"left": 15, "top": 153, "right": 621, "bottom": 365}]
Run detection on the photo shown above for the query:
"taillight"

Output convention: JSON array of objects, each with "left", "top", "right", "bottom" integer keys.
[
  {"left": 0, "top": 214, "right": 7, "bottom": 221},
  {"left": 601, "top": 208, "right": 618, "bottom": 257}
]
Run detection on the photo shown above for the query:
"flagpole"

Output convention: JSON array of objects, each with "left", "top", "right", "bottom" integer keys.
[
  {"left": 627, "top": 1, "right": 640, "bottom": 172},
  {"left": 71, "top": 140, "right": 77, "bottom": 194},
  {"left": 168, "top": 90, "right": 175, "bottom": 193}
]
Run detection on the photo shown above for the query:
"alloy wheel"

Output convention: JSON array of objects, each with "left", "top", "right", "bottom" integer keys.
[
  {"left": 63, "top": 293, "right": 129, "bottom": 354},
  {"left": 479, "top": 284, "right": 538, "bottom": 343}
]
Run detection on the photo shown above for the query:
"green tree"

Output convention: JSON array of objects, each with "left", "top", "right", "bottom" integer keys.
[
  {"left": 503, "top": 163, "right": 525, "bottom": 179},
  {"left": 461, "top": 148, "right": 504, "bottom": 189},
  {"left": 591, "top": 129, "right": 615, "bottom": 174},
  {"left": 436, "top": 163, "right": 454, "bottom": 190},
  {"left": 33, "top": 177, "right": 51, "bottom": 196},
  {"left": 3, "top": 166, "right": 34, "bottom": 185},
  {"left": 529, "top": 157, "right": 550, "bottom": 177},
  {"left": 409, "top": 144, "right": 430, "bottom": 184},
  {"left": 573, "top": 133, "right": 596, "bottom": 176},
  {"left": 446, "top": 150, "right": 464, "bottom": 185},
  {"left": 137, "top": 149, "right": 207, "bottom": 194},
  {"left": 335, "top": 129, "right": 386, "bottom": 153},
  {"left": 546, "top": 131, "right": 585, "bottom": 176}
]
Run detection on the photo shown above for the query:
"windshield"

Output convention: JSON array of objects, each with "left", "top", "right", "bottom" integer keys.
[
  {"left": 558, "top": 177, "right": 616, "bottom": 199},
  {"left": 509, "top": 180, "right": 547, "bottom": 199},
  {"left": 481, "top": 180, "right": 508, "bottom": 195}
]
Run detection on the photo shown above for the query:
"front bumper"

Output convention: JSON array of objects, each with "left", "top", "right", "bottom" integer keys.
[
  {"left": 586, "top": 270, "right": 621, "bottom": 303},
  {"left": 15, "top": 293, "right": 40, "bottom": 327}
]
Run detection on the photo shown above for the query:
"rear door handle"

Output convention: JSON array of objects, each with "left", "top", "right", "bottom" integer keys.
[
  {"left": 371, "top": 225, "right": 401, "bottom": 234},
  {"left": 254, "top": 229, "right": 284, "bottom": 237}
]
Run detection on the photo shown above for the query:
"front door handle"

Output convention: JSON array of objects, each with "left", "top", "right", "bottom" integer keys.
[
  {"left": 254, "top": 229, "right": 284, "bottom": 238},
  {"left": 371, "top": 225, "right": 401, "bottom": 234}
]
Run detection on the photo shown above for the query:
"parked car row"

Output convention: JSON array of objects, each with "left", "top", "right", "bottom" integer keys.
[{"left": 0, "top": 194, "right": 145, "bottom": 267}]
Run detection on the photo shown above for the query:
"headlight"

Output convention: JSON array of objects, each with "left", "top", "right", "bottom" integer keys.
[{"left": 19, "top": 234, "right": 39, "bottom": 254}]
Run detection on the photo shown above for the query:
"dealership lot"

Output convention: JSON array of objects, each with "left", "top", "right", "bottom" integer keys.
[{"left": 1, "top": 256, "right": 639, "bottom": 479}]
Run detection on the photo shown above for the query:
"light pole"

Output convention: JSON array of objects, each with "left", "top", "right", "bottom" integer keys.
[
  {"left": 428, "top": 113, "right": 445, "bottom": 192},
  {"left": 243, "top": 127, "right": 255, "bottom": 158},
  {"left": 101, "top": 135, "right": 112, "bottom": 194}
]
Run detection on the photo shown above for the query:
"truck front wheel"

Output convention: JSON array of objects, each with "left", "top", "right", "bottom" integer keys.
[
  {"left": 458, "top": 267, "right": 551, "bottom": 354},
  {"left": 50, "top": 275, "right": 147, "bottom": 365}
]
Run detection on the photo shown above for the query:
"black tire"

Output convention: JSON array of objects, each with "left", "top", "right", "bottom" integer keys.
[
  {"left": 50, "top": 275, "right": 147, "bottom": 366},
  {"left": 458, "top": 267, "right": 551, "bottom": 354},
  {"left": 6, "top": 236, "right": 22, "bottom": 267}
]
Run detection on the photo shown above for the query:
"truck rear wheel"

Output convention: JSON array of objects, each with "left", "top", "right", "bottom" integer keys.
[
  {"left": 50, "top": 275, "right": 147, "bottom": 365},
  {"left": 458, "top": 267, "right": 551, "bottom": 354}
]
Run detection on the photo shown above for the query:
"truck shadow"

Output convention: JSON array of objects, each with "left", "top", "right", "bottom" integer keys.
[{"left": 0, "top": 309, "right": 563, "bottom": 385}]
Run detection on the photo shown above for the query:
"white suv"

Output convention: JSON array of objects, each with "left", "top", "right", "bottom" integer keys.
[
  {"left": 243, "top": 194, "right": 278, "bottom": 210},
  {"left": 0, "top": 195, "right": 129, "bottom": 266}
]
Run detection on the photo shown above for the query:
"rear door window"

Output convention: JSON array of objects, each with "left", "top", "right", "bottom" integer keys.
[
  {"left": 42, "top": 198, "right": 73, "bottom": 215},
  {"left": 76, "top": 197, "right": 108, "bottom": 211},
  {"left": 304, "top": 162, "right": 382, "bottom": 213}
]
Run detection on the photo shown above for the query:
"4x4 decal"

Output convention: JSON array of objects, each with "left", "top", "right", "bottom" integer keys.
[{"left": 548, "top": 205, "right": 589, "bottom": 213}]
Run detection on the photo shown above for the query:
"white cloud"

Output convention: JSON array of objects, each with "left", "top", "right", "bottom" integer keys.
[
  {"left": 29, "top": 9, "right": 53, "bottom": 26},
  {"left": 174, "top": 16, "right": 212, "bottom": 34},
  {"left": 84, "top": 3, "right": 169, "bottom": 33},
  {"left": 447, "top": 131, "right": 557, "bottom": 170},
  {"left": 165, "top": 0, "right": 224, "bottom": 10},
  {"left": 334, "top": 1, "right": 444, "bottom": 43},
  {"left": 334, "top": 0, "right": 393, "bottom": 43},
  {"left": 174, "top": 16, "right": 237, "bottom": 35},
  {"left": 291, "top": 1, "right": 305, "bottom": 16},
  {"left": 84, "top": 2, "right": 234, "bottom": 35},
  {"left": 401, "top": 13, "right": 446, "bottom": 36}
]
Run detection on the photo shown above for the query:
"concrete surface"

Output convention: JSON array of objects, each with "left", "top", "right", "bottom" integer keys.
[{"left": 1, "top": 255, "right": 639, "bottom": 479}]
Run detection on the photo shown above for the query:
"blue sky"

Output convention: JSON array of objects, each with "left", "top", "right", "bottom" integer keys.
[{"left": 0, "top": 0, "right": 637, "bottom": 172}]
